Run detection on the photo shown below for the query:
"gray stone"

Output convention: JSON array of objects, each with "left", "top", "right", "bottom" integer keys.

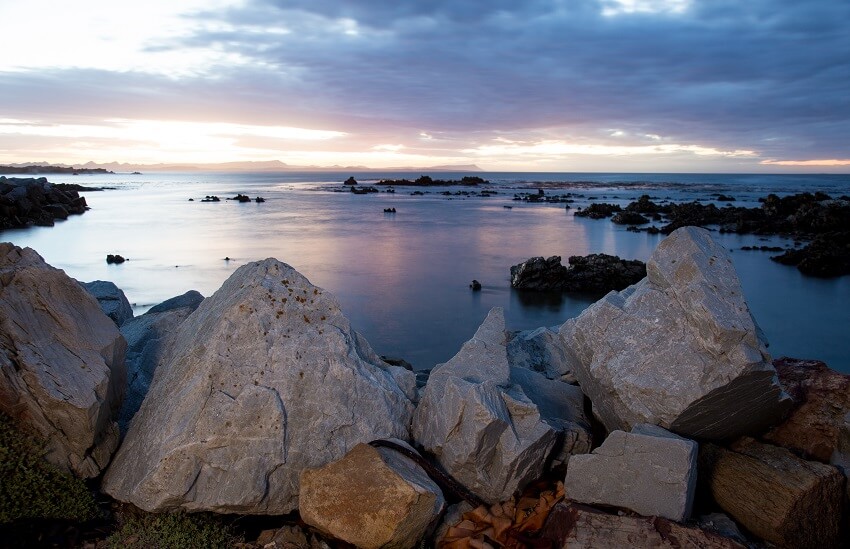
[
  {"left": 0, "top": 243, "right": 126, "bottom": 478},
  {"left": 412, "top": 308, "right": 559, "bottom": 504},
  {"left": 507, "top": 326, "right": 575, "bottom": 382},
  {"left": 80, "top": 280, "right": 134, "bottom": 326},
  {"left": 560, "top": 226, "right": 791, "bottom": 439},
  {"left": 564, "top": 425, "right": 698, "bottom": 522},
  {"left": 299, "top": 440, "right": 444, "bottom": 549},
  {"left": 117, "top": 290, "right": 204, "bottom": 433},
  {"left": 102, "top": 258, "right": 415, "bottom": 514}
]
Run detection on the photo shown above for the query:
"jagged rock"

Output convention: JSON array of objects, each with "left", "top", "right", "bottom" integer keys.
[
  {"left": 117, "top": 290, "right": 204, "bottom": 433},
  {"left": 0, "top": 243, "right": 126, "bottom": 478},
  {"left": 509, "top": 366, "right": 591, "bottom": 465},
  {"left": 573, "top": 202, "right": 622, "bottom": 219},
  {"left": 0, "top": 177, "right": 88, "bottom": 229},
  {"left": 412, "top": 308, "right": 559, "bottom": 504},
  {"left": 700, "top": 437, "right": 845, "bottom": 549},
  {"left": 540, "top": 503, "right": 746, "bottom": 548},
  {"left": 507, "top": 326, "right": 574, "bottom": 382},
  {"left": 80, "top": 280, "right": 134, "bottom": 326},
  {"left": 299, "top": 440, "right": 444, "bottom": 548},
  {"left": 102, "top": 259, "right": 415, "bottom": 514},
  {"left": 560, "top": 226, "right": 791, "bottom": 439},
  {"left": 564, "top": 425, "right": 697, "bottom": 521},
  {"left": 611, "top": 211, "right": 649, "bottom": 225},
  {"left": 510, "top": 254, "right": 646, "bottom": 293}
]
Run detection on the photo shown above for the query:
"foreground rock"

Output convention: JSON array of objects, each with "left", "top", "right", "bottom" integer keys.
[
  {"left": 80, "top": 280, "right": 134, "bottom": 326},
  {"left": 564, "top": 425, "right": 697, "bottom": 522},
  {"left": 700, "top": 437, "right": 845, "bottom": 548},
  {"left": 507, "top": 326, "right": 574, "bottom": 381},
  {"left": 0, "top": 243, "right": 126, "bottom": 478},
  {"left": 0, "top": 176, "right": 89, "bottom": 229},
  {"left": 412, "top": 308, "right": 561, "bottom": 504},
  {"left": 560, "top": 226, "right": 791, "bottom": 439},
  {"left": 540, "top": 503, "right": 745, "bottom": 549},
  {"left": 102, "top": 259, "right": 415, "bottom": 514},
  {"left": 299, "top": 440, "right": 444, "bottom": 548},
  {"left": 117, "top": 290, "right": 204, "bottom": 432},
  {"left": 510, "top": 254, "right": 646, "bottom": 293}
]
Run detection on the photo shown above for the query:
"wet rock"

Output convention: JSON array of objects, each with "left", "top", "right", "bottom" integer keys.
[
  {"left": 540, "top": 503, "right": 746, "bottom": 548},
  {"left": 412, "top": 308, "right": 559, "bottom": 504},
  {"left": 510, "top": 256, "right": 568, "bottom": 291},
  {"left": 573, "top": 202, "right": 622, "bottom": 219},
  {"left": 510, "top": 254, "right": 646, "bottom": 293},
  {"left": 771, "top": 230, "right": 850, "bottom": 277},
  {"left": 560, "top": 227, "right": 791, "bottom": 439},
  {"left": 469, "top": 279, "right": 482, "bottom": 291},
  {"left": 700, "top": 437, "right": 845, "bottom": 549},
  {"left": 0, "top": 176, "right": 89, "bottom": 230},
  {"left": 0, "top": 243, "right": 126, "bottom": 478},
  {"left": 625, "top": 194, "right": 664, "bottom": 214},
  {"left": 80, "top": 280, "right": 134, "bottom": 326},
  {"left": 343, "top": 176, "right": 357, "bottom": 185},
  {"left": 565, "top": 425, "right": 697, "bottom": 521},
  {"left": 299, "top": 440, "right": 444, "bottom": 549},
  {"left": 106, "top": 254, "right": 126, "bottom": 264},
  {"left": 611, "top": 211, "right": 650, "bottom": 225},
  {"left": 102, "top": 259, "right": 415, "bottom": 514},
  {"left": 117, "top": 290, "right": 204, "bottom": 433}
]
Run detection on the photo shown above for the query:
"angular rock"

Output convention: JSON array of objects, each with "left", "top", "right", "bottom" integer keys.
[
  {"left": 507, "top": 326, "right": 575, "bottom": 382},
  {"left": 412, "top": 308, "right": 559, "bottom": 504},
  {"left": 80, "top": 280, "right": 134, "bottom": 326},
  {"left": 540, "top": 503, "right": 746, "bottom": 549},
  {"left": 564, "top": 425, "right": 697, "bottom": 521},
  {"left": 700, "top": 437, "right": 845, "bottom": 549},
  {"left": 509, "top": 366, "right": 591, "bottom": 464},
  {"left": 299, "top": 440, "right": 444, "bottom": 549},
  {"left": 510, "top": 255, "right": 567, "bottom": 291},
  {"left": 763, "top": 357, "right": 850, "bottom": 471},
  {"left": 102, "top": 258, "right": 415, "bottom": 514},
  {"left": 560, "top": 226, "right": 791, "bottom": 439},
  {"left": 0, "top": 243, "right": 126, "bottom": 478},
  {"left": 117, "top": 290, "right": 204, "bottom": 433}
]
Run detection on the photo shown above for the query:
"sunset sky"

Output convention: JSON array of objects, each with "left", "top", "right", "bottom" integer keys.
[{"left": 1, "top": 0, "right": 848, "bottom": 172}]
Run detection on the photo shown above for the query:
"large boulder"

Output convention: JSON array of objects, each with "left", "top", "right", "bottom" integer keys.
[
  {"left": 299, "top": 440, "right": 444, "bottom": 548},
  {"left": 560, "top": 226, "right": 791, "bottom": 439},
  {"left": 412, "top": 308, "right": 562, "bottom": 504},
  {"left": 0, "top": 243, "right": 126, "bottom": 478},
  {"left": 80, "top": 280, "right": 134, "bottom": 326},
  {"left": 117, "top": 290, "right": 204, "bottom": 433},
  {"left": 507, "top": 326, "right": 574, "bottom": 382},
  {"left": 564, "top": 425, "right": 698, "bottom": 522},
  {"left": 102, "top": 258, "right": 415, "bottom": 514}
]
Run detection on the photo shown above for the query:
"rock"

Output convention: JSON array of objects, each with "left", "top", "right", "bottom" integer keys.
[
  {"left": 509, "top": 366, "right": 591, "bottom": 465},
  {"left": 469, "top": 279, "right": 481, "bottom": 291},
  {"left": 510, "top": 256, "right": 568, "bottom": 291},
  {"left": 0, "top": 243, "right": 126, "bottom": 478},
  {"left": 626, "top": 194, "right": 664, "bottom": 214},
  {"left": 299, "top": 440, "right": 444, "bottom": 549},
  {"left": 564, "top": 425, "right": 697, "bottom": 521},
  {"left": 507, "top": 326, "right": 575, "bottom": 382},
  {"left": 771, "top": 230, "right": 850, "bottom": 277},
  {"left": 80, "top": 280, "right": 134, "bottom": 326},
  {"left": 611, "top": 211, "right": 650, "bottom": 225},
  {"left": 0, "top": 177, "right": 89, "bottom": 230},
  {"left": 106, "top": 254, "right": 126, "bottom": 264},
  {"left": 560, "top": 226, "right": 791, "bottom": 439},
  {"left": 117, "top": 290, "right": 204, "bottom": 433},
  {"left": 698, "top": 513, "right": 748, "bottom": 545},
  {"left": 101, "top": 259, "right": 415, "bottom": 514},
  {"left": 412, "top": 308, "right": 559, "bottom": 504},
  {"left": 763, "top": 358, "right": 850, "bottom": 480},
  {"left": 573, "top": 202, "right": 622, "bottom": 219},
  {"left": 540, "top": 502, "right": 746, "bottom": 548},
  {"left": 560, "top": 254, "right": 646, "bottom": 293},
  {"left": 344, "top": 176, "right": 357, "bottom": 185},
  {"left": 700, "top": 437, "right": 845, "bottom": 549}
]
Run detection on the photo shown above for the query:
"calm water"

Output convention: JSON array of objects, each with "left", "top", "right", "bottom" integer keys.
[{"left": 3, "top": 171, "right": 849, "bottom": 372}]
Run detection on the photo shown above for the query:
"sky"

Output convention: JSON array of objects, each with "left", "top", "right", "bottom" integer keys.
[{"left": 0, "top": 0, "right": 848, "bottom": 172}]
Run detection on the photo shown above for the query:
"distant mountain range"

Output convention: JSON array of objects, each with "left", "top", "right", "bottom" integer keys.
[{"left": 3, "top": 161, "right": 483, "bottom": 173}]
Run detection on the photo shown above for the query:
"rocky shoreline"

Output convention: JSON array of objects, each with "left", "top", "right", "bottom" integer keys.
[
  {"left": 1, "top": 228, "right": 848, "bottom": 548},
  {"left": 0, "top": 176, "right": 95, "bottom": 230}
]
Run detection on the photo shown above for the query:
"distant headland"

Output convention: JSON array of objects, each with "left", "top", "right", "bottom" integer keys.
[
  {"left": 0, "top": 164, "right": 114, "bottom": 175},
  {"left": 1, "top": 160, "right": 483, "bottom": 173}
]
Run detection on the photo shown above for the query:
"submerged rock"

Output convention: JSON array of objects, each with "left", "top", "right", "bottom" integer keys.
[
  {"left": 560, "top": 226, "right": 791, "bottom": 439},
  {"left": 102, "top": 258, "right": 415, "bottom": 514},
  {"left": 80, "top": 280, "right": 134, "bottom": 326},
  {"left": 0, "top": 243, "right": 126, "bottom": 478},
  {"left": 412, "top": 308, "right": 564, "bottom": 504}
]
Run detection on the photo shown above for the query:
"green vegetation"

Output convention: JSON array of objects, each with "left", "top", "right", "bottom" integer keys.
[
  {"left": 0, "top": 413, "right": 98, "bottom": 523},
  {"left": 107, "top": 512, "right": 236, "bottom": 549}
]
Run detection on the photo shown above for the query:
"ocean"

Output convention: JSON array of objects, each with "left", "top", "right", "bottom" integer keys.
[{"left": 3, "top": 170, "right": 849, "bottom": 372}]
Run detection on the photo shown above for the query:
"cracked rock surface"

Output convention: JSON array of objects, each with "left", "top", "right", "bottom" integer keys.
[{"left": 102, "top": 258, "right": 415, "bottom": 514}]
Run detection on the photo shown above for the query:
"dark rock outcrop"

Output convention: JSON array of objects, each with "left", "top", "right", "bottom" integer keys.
[
  {"left": 0, "top": 177, "right": 89, "bottom": 230},
  {"left": 611, "top": 211, "right": 649, "bottom": 225},
  {"left": 771, "top": 231, "right": 850, "bottom": 277},
  {"left": 573, "top": 202, "right": 622, "bottom": 219},
  {"left": 80, "top": 280, "right": 134, "bottom": 326},
  {"left": 510, "top": 254, "right": 646, "bottom": 293}
]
